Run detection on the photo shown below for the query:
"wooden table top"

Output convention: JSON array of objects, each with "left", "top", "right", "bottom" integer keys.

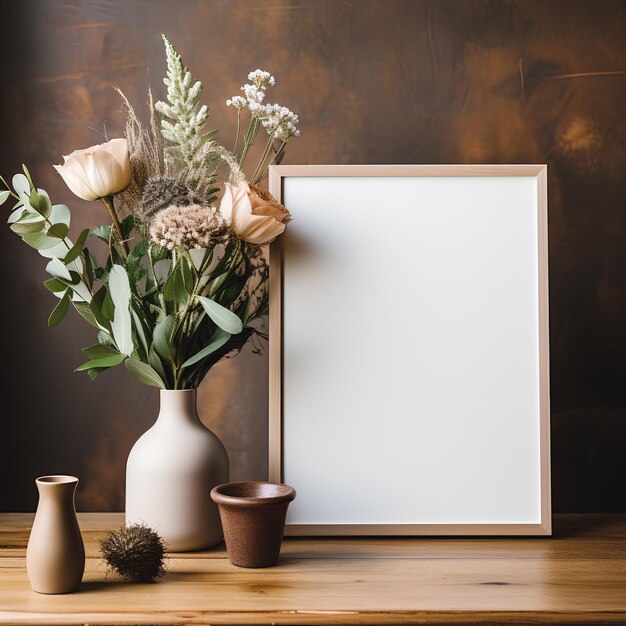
[{"left": 0, "top": 513, "right": 625, "bottom": 625}]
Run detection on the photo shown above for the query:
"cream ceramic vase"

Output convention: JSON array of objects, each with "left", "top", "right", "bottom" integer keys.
[
  {"left": 125, "top": 389, "right": 229, "bottom": 552},
  {"left": 26, "top": 475, "right": 85, "bottom": 594}
]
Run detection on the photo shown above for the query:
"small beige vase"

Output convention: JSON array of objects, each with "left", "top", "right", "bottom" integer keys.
[
  {"left": 126, "top": 389, "right": 229, "bottom": 552},
  {"left": 26, "top": 476, "right": 85, "bottom": 594}
]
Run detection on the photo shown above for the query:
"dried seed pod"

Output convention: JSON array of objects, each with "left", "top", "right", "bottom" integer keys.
[{"left": 99, "top": 523, "right": 166, "bottom": 583}]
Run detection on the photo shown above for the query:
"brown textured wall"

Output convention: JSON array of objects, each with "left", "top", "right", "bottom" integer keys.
[{"left": 0, "top": 0, "right": 625, "bottom": 512}]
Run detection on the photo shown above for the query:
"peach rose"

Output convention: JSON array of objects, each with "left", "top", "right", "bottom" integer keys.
[
  {"left": 219, "top": 181, "right": 291, "bottom": 245},
  {"left": 54, "top": 138, "right": 131, "bottom": 201}
]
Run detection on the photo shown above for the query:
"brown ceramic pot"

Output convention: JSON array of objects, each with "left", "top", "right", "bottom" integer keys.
[{"left": 210, "top": 481, "right": 296, "bottom": 568}]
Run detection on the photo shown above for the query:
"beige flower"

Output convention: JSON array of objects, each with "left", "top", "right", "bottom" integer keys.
[
  {"left": 219, "top": 181, "right": 290, "bottom": 245},
  {"left": 149, "top": 204, "right": 228, "bottom": 250},
  {"left": 54, "top": 138, "right": 131, "bottom": 201}
]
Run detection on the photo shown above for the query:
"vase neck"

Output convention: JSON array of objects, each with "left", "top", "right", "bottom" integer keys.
[
  {"left": 35, "top": 476, "right": 78, "bottom": 509},
  {"left": 157, "top": 389, "right": 200, "bottom": 427}
]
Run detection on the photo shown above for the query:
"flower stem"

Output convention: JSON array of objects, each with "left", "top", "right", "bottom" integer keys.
[{"left": 101, "top": 195, "right": 129, "bottom": 257}]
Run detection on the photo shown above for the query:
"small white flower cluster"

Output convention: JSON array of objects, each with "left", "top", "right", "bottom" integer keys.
[
  {"left": 261, "top": 104, "right": 300, "bottom": 140},
  {"left": 226, "top": 69, "right": 300, "bottom": 140},
  {"left": 225, "top": 95, "right": 246, "bottom": 109},
  {"left": 248, "top": 69, "right": 276, "bottom": 88}
]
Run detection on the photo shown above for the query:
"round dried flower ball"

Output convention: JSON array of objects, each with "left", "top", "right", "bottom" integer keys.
[{"left": 99, "top": 523, "right": 166, "bottom": 583}]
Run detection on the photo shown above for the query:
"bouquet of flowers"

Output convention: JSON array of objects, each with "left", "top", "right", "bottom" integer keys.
[{"left": 0, "top": 35, "right": 299, "bottom": 390}]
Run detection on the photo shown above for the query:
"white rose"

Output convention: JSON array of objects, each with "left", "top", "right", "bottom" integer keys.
[
  {"left": 219, "top": 181, "right": 290, "bottom": 245},
  {"left": 53, "top": 138, "right": 131, "bottom": 201}
]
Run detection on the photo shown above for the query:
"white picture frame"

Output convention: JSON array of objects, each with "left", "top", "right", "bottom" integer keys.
[{"left": 269, "top": 165, "right": 551, "bottom": 536}]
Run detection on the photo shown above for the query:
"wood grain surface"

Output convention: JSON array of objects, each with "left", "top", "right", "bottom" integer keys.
[
  {"left": 0, "top": 0, "right": 625, "bottom": 513},
  {"left": 0, "top": 514, "right": 625, "bottom": 624}
]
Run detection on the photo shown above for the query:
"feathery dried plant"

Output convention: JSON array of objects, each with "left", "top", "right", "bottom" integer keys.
[{"left": 116, "top": 87, "right": 164, "bottom": 218}]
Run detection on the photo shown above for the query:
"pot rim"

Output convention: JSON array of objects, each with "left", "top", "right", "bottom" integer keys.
[
  {"left": 211, "top": 481, "right": 296, "bottom": 507},
  {"left": 35, "top": 475, "right": 79, "bottom": 485}
]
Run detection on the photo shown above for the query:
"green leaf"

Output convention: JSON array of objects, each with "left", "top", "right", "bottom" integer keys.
[
  {"left": 29, "top": 190, "right": 51, "bottom": 218},
  {"left": 48, "top": 290, "right": 71, "bottom": 327},
  {"left": 43, "top": 277, "right": 66, "bottom": 293},
  {"left": 148, "top": 345, "right": 168, "bottom": 384},
  {"left": 196, "top": 296, "right": 243, "bottom": 334},
  {"left": 126, "top": 239, "right": 149, "bottom": 286},
  {"left": 12, "top": 173, "right": 30, "bottom": 198},
  {"left": 87, "top": 368, "right": 104, "bottom": 382},
  {"left": 50, "top": 204, "right": 70, "bottom": 226},
  {"left": 10, "top": 220, "right": 44, "bottom": 235},
  {"left": 75, "top": 353, "right": 127, "bottom": 372},
  {"left": 102, "top": 289, "right": 115, "bottom": 320},
  {"left": 72, "top": 301, "right": 100, "bottom": 328},
  {"left": 209, "top": 270, "right": 231, "bottom": 296},
  {"left": 163, "top": 263, "right": 188, "bottom": 303},
  {"left": 46, "top": 257, "right": 72, "bottom": 281},
  {"left": 181, "top": 328, "right": 231, "bottom": 368},
  {"left": 90, "top": 224, "right": 112, "bottom": 243},
  {"left": 153, "top": 314, "right": 176, "bottom": 362},
  {"left": 48, "top": 223, "right": 69, "bottom": 239},
  {"left": 120, "top": 215, "right": 136, "bottom": 239},
  {"left": 90, "top": 287, "right": 110, "bottom": 329},
  {"left": 23, "top": 231, "right": 61, "bottom": 250},
  {"left": 22, "top": 164, "right": 34, "bottom": 190},
  {"left": 108, "top": 265, "right": 134, "bottom": 356},
  {"left": 125, "top": 357, "right": 166, "bottom": 389},
  {"left": 181, "top": 255, "right": 194, "bottom": 292},
  {"left": 63, "top": 229, "right": 89, "bottom": 265},
  {"left": 0, "top": 191, "right": 10, "bottom": 205},
  {"left": 82, "top": 343, "right": 121, "bottom": 360},
  {"left": 130, "top": 306, "right": 149, "bottom": 359},
  {"left": 83, "top": 249, "right": 96, "bottom": 286}
]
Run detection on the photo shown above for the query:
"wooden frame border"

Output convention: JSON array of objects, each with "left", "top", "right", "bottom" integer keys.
[{"left": 269, "top": 164, "right": 551, "bottom": 536}]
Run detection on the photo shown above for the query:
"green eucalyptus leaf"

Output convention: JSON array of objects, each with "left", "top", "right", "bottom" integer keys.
[
  {"left": 48, "top": 290, "right": 71, "bottom": 327},
  {"left": 75, "top": 353, "right": 127, "bottom": 372},
  {"left": 196, "top": 296, "right": 243, "bottom": 335},
  {"left": 108, "top": 265, "right": 134, "bottom": 356},
  {"left": 63, "top": 229, "right": 89, "bottom": 265},
  {"left": 50, "top": 204, "right": 71, "bottom": 226},
  {"left": 10, "top": 220, "right": 44, "bottom": 234},
  {"left": 102, "top": 289, "right": 115, "bottom": 320},
  {"left": 48, "top": 223, "right": 69, "bottom": 239},
  {"left": 21, "top": 164, "right": 34, "bottom": 190},
  {"left": 43, "top": 277, "right": 66, "bottom": 293},
  {"left": 181, "top": 328, "right": 231, "bottom": 368},
  {"left": 73, "top": 301, "right": 100, "bottom": 328},
  {"left": 46, "top": 257, "right": 72, "bottom": 281},
  {"left": 181, "top": 255, "right": 194, "bottom": 292},
  {"left": 130, "top": 306, "right": 149, "bottom": 359},
  {"left": 0, "top": 191, "right": 10, "bottom": 205},
  {"left": 148, "top": 345, "right": 168, "bottom": 384},
  {"left": 125, "top": 356, "right": 166, "bottom": 389},
  {"left": 86, "top": 368, "right": 104, "bottom": 382},
  {"left": 82, "top": 343, "right": 121, "bottom": 360},
  {"left": 209, "top": 270, "right": 230, "bottom": 296},
  {"left": 90, "top": 286, "right": 111, "bottom": 329},
  {"left": 12, "top": 173, "right": 30, "bottom": 198},
  {"left": 90, "top": 224, "right": 112, "bottom": 243},
  {"left": 8, "top": 207, "right": 27, "bottom": 223},
  {"left": 83, "top": 249, "right": 96, "bottom": 286},
  {"left": 153, "top": 314, "right": 176, "bottom": 362},
  {"left": 29, "top": 190, "right": 51, "bottom": 218},
  {"left": 23, "top": 231, "right": 61, "bottom": 250}
]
